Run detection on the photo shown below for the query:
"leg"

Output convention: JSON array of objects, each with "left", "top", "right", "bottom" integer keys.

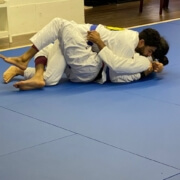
[
  {"left": 13, "top": 41, "right": 66, "bottom": 90},
  {"left": 43, "top": 40, "right": 66, "bottom": 86},
  {"left": 2, "top": 44, "right": 51, "bottom": 84},
  {"left": 0, "top": 46, "right": 38, "bottom": 70},
  {"left": 61, "top": 23, "right": 102, "bottom": 82},
  {"left": 139, "top": 0, "right": 143, "bottom": 13},
  {"left": 3, "top": 66, "right": 24, "bottom": 83},
  {"left": 13, "top": 47, "right": 49, "bottom": 90},
  {"left": 160, "top": 0, "right": 164, "bottom": 15},
  {"left": 0, "top": 17, "right": 71, "bottom": 70},
  {"left": 30, "top": 18, "right": 71, "bottom": 51},
  {"left": 163, "top": 0, "right": 169, "bottom": 9},
  {"left": 13, "top": 64, "right": 45, "bottom": 90},
  {"left": 24, "top": 41, "right": 66, "bottom": 86}
]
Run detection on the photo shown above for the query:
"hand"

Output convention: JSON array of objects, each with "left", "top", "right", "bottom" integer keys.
[
  {"left": 152, "top": 61, "right": 164, "bottom": 73},
  {"left": 87, "top": 31, "right": 106, "bottom": 50},
  {"left": 143, "top": 63, "right": 153, "bottom": 76},
  {"left": 87, "top": 31, "right": 101, "bottom": 44}
]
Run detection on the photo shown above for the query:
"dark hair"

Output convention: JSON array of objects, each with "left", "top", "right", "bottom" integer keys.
[
  {"left": 153, "top": 37, "right": 169, "bottom": 66},
  {"left": 139, "top": 28, "right": 161, "bottom": 48}
]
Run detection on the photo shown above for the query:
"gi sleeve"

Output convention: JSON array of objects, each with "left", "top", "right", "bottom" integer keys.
[
  {"left": 110, "top": 73, "right": 141, "bottom": 83},
  {"left": 98, "top": 46, "right": 151, "bottom": 74}
]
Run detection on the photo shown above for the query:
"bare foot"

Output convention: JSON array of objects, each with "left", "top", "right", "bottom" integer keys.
[
  {"left": 13, "top": 77, "right": 45, "bottom": 90},
  {"left": 0, "top": 54, "right": 29, "bottom": 70},
  {"left": 3, "top": 66, "right": 24, "bottom": 83}
]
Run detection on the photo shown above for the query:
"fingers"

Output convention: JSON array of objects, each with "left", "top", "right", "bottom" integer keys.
[
  {"left": 87, "top": 30, "right": 99, "bottom": 37},
  {"left": 148, "top": 64, "right": 153, "bottom": 74},
  {"left": 148, "top": 62, "right": 153, "bottom": 72},
  {"left": 152, "top": 62, "right": 164, "bottom": 73},
  {"left": 144, "top": 63, "right": 153, "bottom": 76},
  {"left": 87, "top": 31, "right": 101, "bottom": 44}
]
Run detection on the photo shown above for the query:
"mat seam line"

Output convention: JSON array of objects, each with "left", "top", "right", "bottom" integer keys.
[
  {"left": 0, "top": 133, "right": 77, "bottom": 158},
  {"left": 1, "top": 106, "right": 180, "bottom": 171},
  {"left": 163, "top": 172, "right": 180, "bottom": 180}
]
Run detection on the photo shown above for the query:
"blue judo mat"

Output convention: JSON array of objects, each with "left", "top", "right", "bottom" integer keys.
[{"left": 0, "top": 19, "right": 180, "bottom": 180}]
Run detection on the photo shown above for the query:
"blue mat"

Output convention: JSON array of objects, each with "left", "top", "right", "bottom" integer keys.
[{"left": 1, "top": 20, "right": 180, "bottom": 180}]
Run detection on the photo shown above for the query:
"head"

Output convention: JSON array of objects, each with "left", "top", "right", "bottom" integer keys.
[
  {"left": 152, "top": 36, "right": 169, "bottom": 66},
  {"left": 135, "top": 28, "right": 161, "bottom": 57}
]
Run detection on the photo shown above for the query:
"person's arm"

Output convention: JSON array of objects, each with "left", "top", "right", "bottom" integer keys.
[
  {"left": 110, "top": 63, "right": 153, "bottom": 83},
  {"left": 87, "top": 31, "right": 151, "bottom": 74},
  {"left": 99, "top": 48, "right": 151, "bottom": 74},
  {"left": 152, "top": 61, "right": 164, "bottom": 73},
  {"left": 87, "top": 30, "right": 106, "bottom": 50},
  {"left": 110, "top": 72, "right": 141, "bottom": 83},
  {"left": 140, "top": 60, "right": 164, "bottom": 79},
  {"left": 87, "top": 31, "right": 161, "bottom": 83}
]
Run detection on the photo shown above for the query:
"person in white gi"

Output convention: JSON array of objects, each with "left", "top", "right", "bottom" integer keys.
[{"left": 1, "top": 18, "right": 165, "bottom": 90}]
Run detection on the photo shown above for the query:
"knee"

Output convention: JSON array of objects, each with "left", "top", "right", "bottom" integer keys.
[
  {"left": 45, "top": 78, "right": 59, "bottom": 86},
  {"left": 51, "top": 17, "right": 63, "bottom": 25},
  {"left": 44, "top": 73, "right": 61, "bottom": 86}
]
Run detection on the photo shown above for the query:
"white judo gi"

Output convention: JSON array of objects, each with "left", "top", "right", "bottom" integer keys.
[{"left": 24, "top": 18, "right": 151, "bottom": 85}]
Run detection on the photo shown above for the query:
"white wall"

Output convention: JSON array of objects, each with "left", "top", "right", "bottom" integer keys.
[{"left": 2, "top": 0, "right": 84, "bottom": 37}]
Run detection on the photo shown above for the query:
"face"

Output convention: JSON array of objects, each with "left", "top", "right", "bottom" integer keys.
[{"left": 136, "top": 39, "right": 157, "bottom": 57}]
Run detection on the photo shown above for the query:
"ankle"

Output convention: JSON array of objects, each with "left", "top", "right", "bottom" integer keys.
[{"left": 17, "top": 68, "right": 24, "bottom": 76}]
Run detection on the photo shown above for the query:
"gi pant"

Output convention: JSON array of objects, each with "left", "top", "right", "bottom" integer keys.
[{"left": 24, "top": 18, "right": 103, "bottom": 85}]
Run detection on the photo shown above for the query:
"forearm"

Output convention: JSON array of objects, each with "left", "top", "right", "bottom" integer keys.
[
  {"left": 87, "top": 30, "right": 106, "bottom": 50},
  {"left": 110, "top": 73, "right": 141, "bottom": 83},
  {"left": 94, "top": 39, "right": 106, "bottom": 50},
  {"left": 99, "top": 47, "right": 151, "bottom": 74}
]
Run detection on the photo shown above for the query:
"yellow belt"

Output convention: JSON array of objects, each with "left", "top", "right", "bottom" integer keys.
[{"left": 105, "top": 26, "right": 125, "bottom": 31}]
